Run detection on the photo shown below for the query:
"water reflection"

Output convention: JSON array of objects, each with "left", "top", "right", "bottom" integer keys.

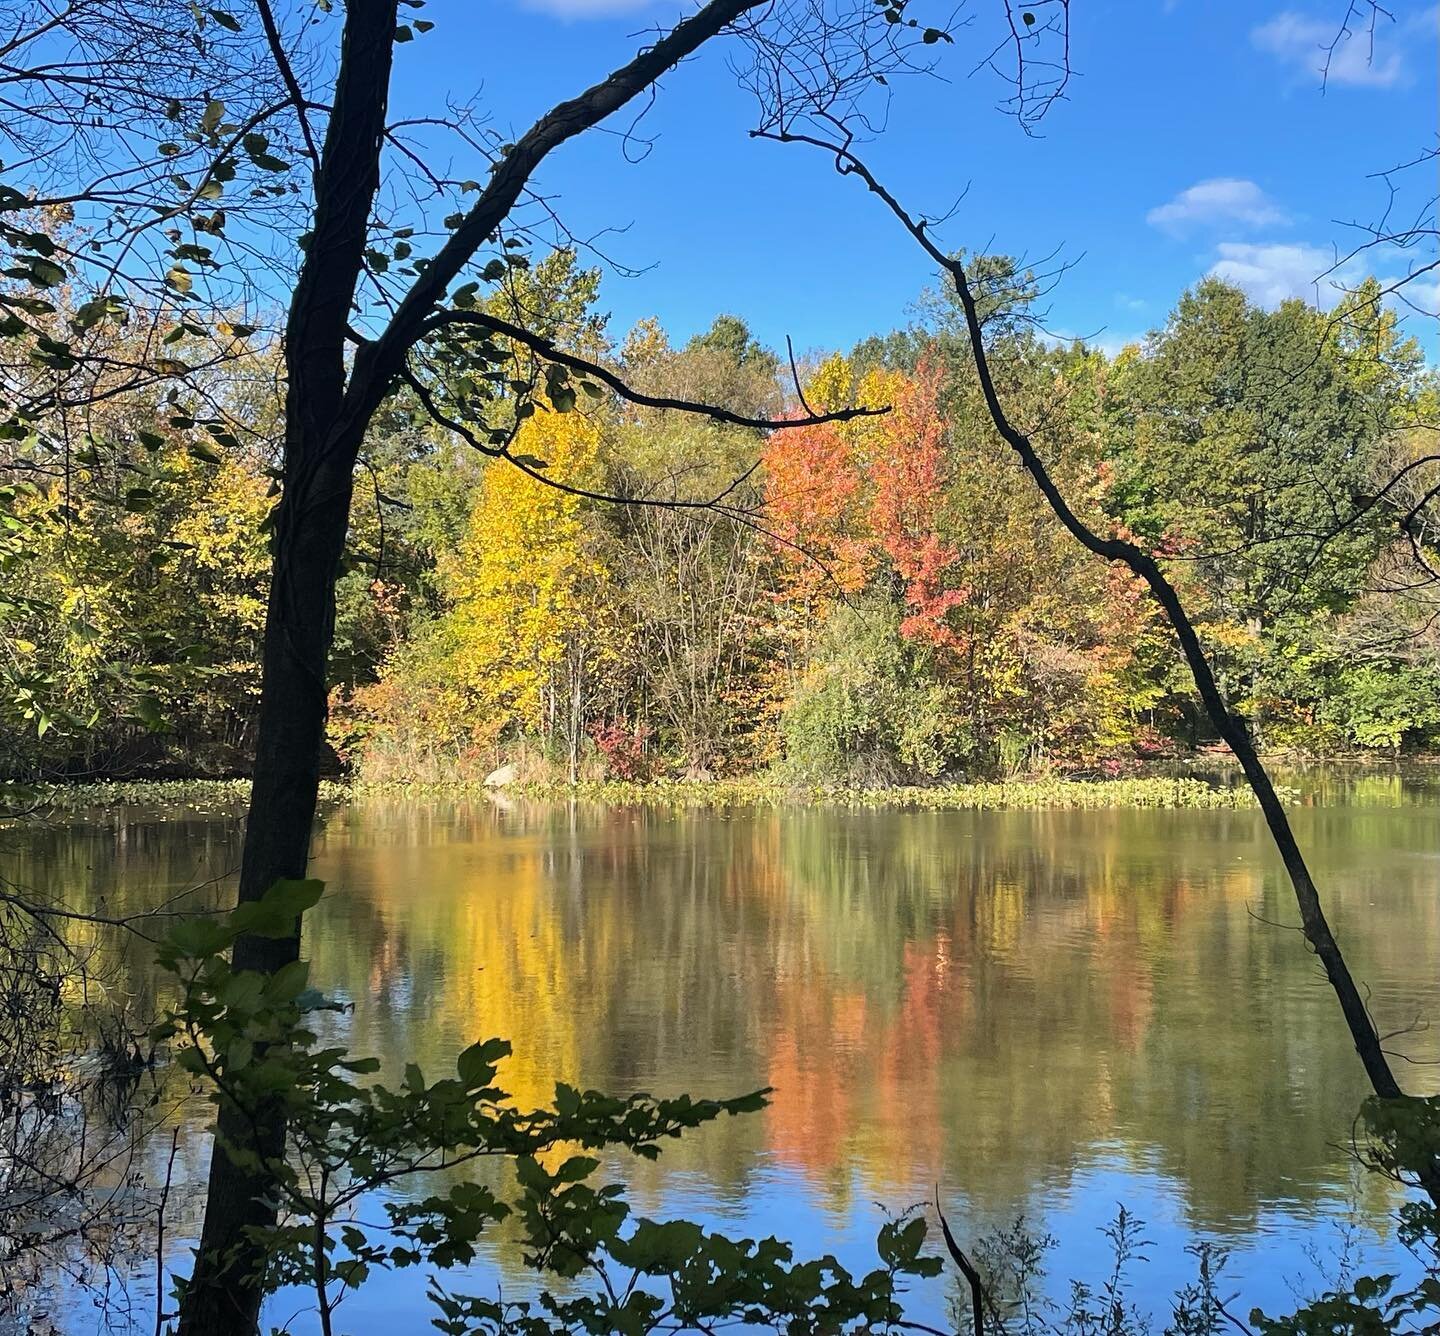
[
  {"left": 6, "top": 791, "right": 1437, "bottom": 1327},
  {"left": 301, "top": 802, "right": 1439, "bottom": 1227}
]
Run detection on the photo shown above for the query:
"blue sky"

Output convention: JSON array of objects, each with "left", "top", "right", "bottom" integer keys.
[{"left": 387, "top": 1, "right": 1438, "bottom": 357}]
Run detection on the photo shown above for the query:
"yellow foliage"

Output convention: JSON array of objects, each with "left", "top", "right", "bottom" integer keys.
[
  {"left": 435, "top": 409, "right": 617, "bottom": 740},
  {"left": 803, "top": 353, "right": 856, "bottom": 416}
]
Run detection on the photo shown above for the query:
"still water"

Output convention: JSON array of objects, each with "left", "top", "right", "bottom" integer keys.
[{"left": 11, "top": 777, "right": 1440, "bottom": 1329}]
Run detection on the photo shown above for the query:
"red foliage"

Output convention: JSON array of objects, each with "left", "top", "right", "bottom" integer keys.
[
  {"left": 868, "top": 361, "right": 968, "bottom": 649},
  {"left": 590, "top": 719, "right": 653, "bottom": 780}
]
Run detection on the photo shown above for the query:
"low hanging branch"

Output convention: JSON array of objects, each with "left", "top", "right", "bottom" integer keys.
[
  {"left": 419, "top": 307, "right": 886, "bottom": 431},
  {"left": 765, "top": 123, "right": 1440, "bottom": 1208},
  {"left": 397, "top": 351, "right": 872, "bottom": 600}
]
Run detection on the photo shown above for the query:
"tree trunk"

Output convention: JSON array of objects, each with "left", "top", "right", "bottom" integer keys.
[
  {"left": 176, "top": 447, "right": 358, "bottom": 1334},
  {"left": 177, "top": 2, "right": 399, "bottom": 1329}
]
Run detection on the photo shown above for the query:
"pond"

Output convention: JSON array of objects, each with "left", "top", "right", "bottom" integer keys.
[{"left": 8, "top": 777, "right": 1439, "bottom": 1331}]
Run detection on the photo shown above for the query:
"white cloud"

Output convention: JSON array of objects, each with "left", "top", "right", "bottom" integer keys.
[
  {"left": 1393, "top": 275, "right": 1440, "bottom": 319},
  {"left": 1206, "top": 242, "right": 1348, "bottom": 307},
  {"left": 1251, "top": 10, "right": 1407, "bottom": 87},
  {"left": 1146, "top": 178, "right": 1289, "bottom": 235},
  {"left": 1203, "top": 242, "right": 1440, "bottom": 330}
]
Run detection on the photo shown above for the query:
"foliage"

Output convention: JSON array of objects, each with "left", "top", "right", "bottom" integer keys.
[
  {"left": 5, "top": 271, "right": 1438, "bottom": 783},
  {"left": 348, "top": 408, "right": 619, "bottom": 781},
  {"left": 0, "top": 342, "right": 274, "bottom": 776},
  {"left": 781, "top": 596, "right": 967, "bottom": 782},
  {"left": 1103, "top": 278, "right": 1429, "bottom": 740}
]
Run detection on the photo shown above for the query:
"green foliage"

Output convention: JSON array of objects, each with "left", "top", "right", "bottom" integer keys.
[
  {"left": 781, "top": 597, "right": 968, "bottom": 783},
  {"left": 685, "top": 313, "right": 778, "bottom": 376},
  {"left": 0, "top": 410, "right": 272, "bottom": 775},
  {"left": 1103, "top": 278, "right": 1431, "bottom": 749}
]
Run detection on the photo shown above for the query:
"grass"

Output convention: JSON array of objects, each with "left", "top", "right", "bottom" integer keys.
[{"left": 3, "top": 773, "right": 1260, "bottom": 818}]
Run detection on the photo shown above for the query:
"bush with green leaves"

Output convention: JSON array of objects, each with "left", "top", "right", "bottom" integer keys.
[{"left": 781, "top": 597, "right": 969, "bottom": 784}]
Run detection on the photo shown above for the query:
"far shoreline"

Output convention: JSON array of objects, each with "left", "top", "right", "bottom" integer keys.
[{"left": 7, "top": 756, "right": 1438, "bottom": 820}]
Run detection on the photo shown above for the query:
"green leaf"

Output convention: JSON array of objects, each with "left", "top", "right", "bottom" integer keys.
[
  {"left": 340, "top": 1055, "right": 382, "bottom": 1074},
  {"left": 262, "top": 877, "right": 325, "bottom": 920},
  {"left": 227, "top": 1035, "right": 254, "bottom": 1070},
  {"left": 219, "top": 971, "right": 264, "bottom": 1011},
  {"left": 230, "top": 878, "right": 324, "bottom": 938},
  {"left": 27, "top": 258, "right": 65, "bottom": 287},
  {"left": 514, "top": 1156, "right": 548, "bottom": 1193},
  {"left": 167, "top": 916, "right": 233, "bottom": 959},
  {"left": 456, "top": 1037, "right": 509, "bottom": 1086},
  {"left": 266, "top": 959, "right": 311, "bottom": 1004},
  {"left": 554, "top": 1155, "right": 599, "bottom": 1184}
]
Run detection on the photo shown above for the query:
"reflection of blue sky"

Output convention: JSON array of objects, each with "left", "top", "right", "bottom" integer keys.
[{"left": 243, "top": 1154, "right": 1421, "bottom": 1333}]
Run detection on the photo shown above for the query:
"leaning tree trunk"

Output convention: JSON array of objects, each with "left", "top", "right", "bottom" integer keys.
[{"left": 931, "top": 251, "right": 1440, "bottom": 1210}]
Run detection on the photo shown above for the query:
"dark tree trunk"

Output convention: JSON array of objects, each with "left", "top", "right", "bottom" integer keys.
[{"left": 176, "top": 3, "right": 398, "bottom": 1330}]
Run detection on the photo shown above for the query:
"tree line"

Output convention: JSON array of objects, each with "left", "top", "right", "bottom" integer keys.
[{"left": 4, "top": 255, "right": 1435, "bottom": 785}]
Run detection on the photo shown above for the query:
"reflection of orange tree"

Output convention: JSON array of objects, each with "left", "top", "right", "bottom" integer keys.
[{"left": 754, "top": 807, "right": 1431, "bottom": 1226}]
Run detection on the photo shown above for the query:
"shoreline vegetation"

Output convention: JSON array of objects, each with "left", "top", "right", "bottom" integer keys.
[
  {"left": 4, "top": 772, "right": 1279, "bottom": 816},
  {"left": 16, "top": 753, "right": 1440, "bottom": 819}
]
